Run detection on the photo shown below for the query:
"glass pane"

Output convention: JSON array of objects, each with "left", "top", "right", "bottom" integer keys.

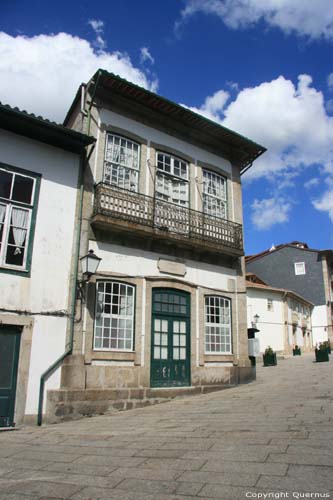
[
  {"left": 180, "top": 335, "right": 186, "bottom": 346},
  {"left": 180, "top": 348, "right": 186, "bottom": 360},
  {"left": 161, "top": 347, "right": 168, "bottom": 359},
  {"left": 161, "top": 334, "right": 168, "bottom": 346},
  {"left": 0, "top": 170, "right": 12, "bottom": 199},
  {"left": 173, "top": 348, "right": 179, "bottom": 360},
  {"left": 180, "top": 322, "right": 186, "bottom": 333},
  {"left": 154, "top": 347, "right": 160, "bottom": 359},
  {"left": 154, "top": 333, "right": 161, "bottom": 345},
  {"left": 154, "top": 319, "right": 161, "bottom": 331},
  {"left": 173, "top": 321, "right": 179, "bottom": 333},
  {"left": 162, "top": 320, "right": 168, "bottom": 332},
  {"left": 173, "top": 335, "right": 179, "bottom": 346},
  {"left": 12, "top": 175, "right": 34, "bottom": 204}
]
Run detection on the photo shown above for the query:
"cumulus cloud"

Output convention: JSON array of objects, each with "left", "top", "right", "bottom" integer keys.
[
  {"left": 312, "top": 190, "right": 333, "bottom": 221},
  {"left": 327, "top": 72, "right": 333, "bottom": 90},
  {"left": 140, "top": 47, "right": 154, "bottom": 65},
  {"left": 0, "top": 32, "right": 158, "bottom": 122},
  {"left": 251, "top": 197, "right": 292, "bottom": 230},
  {"left": 176, "top": 0, "right": 333, "bottom": 40},
  {"left": 304, "top": 178, "right": 320, "bottom": 189},
  {"left": 182, "top": 73, "right": 333, "bottom": 227},
  {"left": 88, "top": 19, "right": 106, "bottom": 50}
]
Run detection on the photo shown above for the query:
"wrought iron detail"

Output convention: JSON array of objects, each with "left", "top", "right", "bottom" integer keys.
[{"left": 93, "top": 183, "right": 243, "bottom": 251}]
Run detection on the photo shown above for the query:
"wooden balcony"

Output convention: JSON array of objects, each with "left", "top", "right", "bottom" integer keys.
[{"left": 91, "top": 183, "right": 244, "bottom": 257}]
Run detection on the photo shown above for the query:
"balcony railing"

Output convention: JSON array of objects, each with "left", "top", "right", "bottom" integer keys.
[{"left": 93, "top": 183, "right": 243, "bottom": 253}]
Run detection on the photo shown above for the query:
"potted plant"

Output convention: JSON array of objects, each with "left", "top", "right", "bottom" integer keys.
[
  {"left": 263, "top": 346, "right": 277, "bottom": 366},
  {"left": 315, "top": 342, "right": 329, "bottom": 363},
  {"left": 325, "top": 340, "right": 331, "bottom": 354},
  {"left": 293, "top": 345, "right": 301, "bottom": 356}
]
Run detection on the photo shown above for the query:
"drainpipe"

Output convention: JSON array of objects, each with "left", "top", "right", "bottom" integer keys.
[
  {"left": 37, "top": 151, "right": 86, "bottom": 426},
  {"left": 37, "top": 71, "right": 101, "bottom": 425}
]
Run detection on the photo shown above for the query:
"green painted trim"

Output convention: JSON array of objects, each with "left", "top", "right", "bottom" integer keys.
[
  {"left": 150, "top": 288, "right": 191, "bottom": 388},
  {"left": 0, "top": 326, "right": 21, "bottom": 427},
  {"left": 0, "top": 162, "right": 41, "bottom": 277}
]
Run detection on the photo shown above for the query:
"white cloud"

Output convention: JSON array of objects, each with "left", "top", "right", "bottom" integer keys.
[
  {"left": 327, "top": 72, "right": 333, "bottom": 90},
  {"left": 140, "top": 47, "right": 154, "bottom": 65},
  {"left": 312, "top": 190, "right": 333, "bottom": 222},
  {"left": 182, "top": 89, "right": 230, "bottom": 122},
  {"left": 304, "top": 177, "right": 320, "bottom": 189},
  {"left": 0, "top": 32, "right": 158, "bottom": 122},
  {"left": 88, "top": 19, "right": 106, "bottom": 50},
  {"left": 251, "top": 197, "right": 292, "bottom": 230},
  {"left": 176, "top": 0, "right": 333, "bottom": 40}
]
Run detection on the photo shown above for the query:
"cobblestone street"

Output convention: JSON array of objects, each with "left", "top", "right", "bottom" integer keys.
[{"left": 0, "top": 353, "right": 332, "bottom": 500}]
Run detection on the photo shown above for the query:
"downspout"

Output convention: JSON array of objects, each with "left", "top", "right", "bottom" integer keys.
[{"left": 37, "top": 73, "right": 101, "bottom": 425}]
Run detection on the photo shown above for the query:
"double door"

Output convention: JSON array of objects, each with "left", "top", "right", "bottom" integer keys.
[{"left": 151, "top": 289, "right": 190, "bottom": 387}]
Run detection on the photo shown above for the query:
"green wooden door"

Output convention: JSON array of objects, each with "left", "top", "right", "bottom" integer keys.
[
  {"left": 151, "top": 289, "right": 190, "bottom": 387},
  {"left": 0, "top": 326, "right": 21, "bottom": 427}
]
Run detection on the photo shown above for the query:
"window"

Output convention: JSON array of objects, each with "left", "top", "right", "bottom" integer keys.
[
  {"left": 155, "top": 152, "right": 189, "bottom": 206},
  {"left": 94, "top": 281, "right": 135, "bottom": 351},
  {"left": 267, "top": 299, "right": 274, "bottom": 311},
  {"left": 294, "top": 262, "right": 306, "bottom": 275},
  {"left": 0, "top": 166, "right": 38, "bottom": 271},
  {"left": 203, "top": 170, "right": 227, "bottom": 218},
  {"left": 205, "top": 296, "right": 232, "bottom": 354},
  {"left": 104, "top": 134, "right": 140, "bottom": 191}
]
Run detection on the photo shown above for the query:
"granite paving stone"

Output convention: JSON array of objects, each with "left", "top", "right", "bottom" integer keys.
[{"left": 0, "top": 353, "right": 332, "bottom": 499}]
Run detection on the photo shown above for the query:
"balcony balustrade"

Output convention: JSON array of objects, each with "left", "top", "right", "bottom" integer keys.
[{"left": 92, "top": 183, "right": 244, "bottom": 256}]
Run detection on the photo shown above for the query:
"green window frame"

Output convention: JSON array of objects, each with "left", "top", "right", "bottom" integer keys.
[{"left": 0, "top": 163, "right": 41, "bottom": 276}]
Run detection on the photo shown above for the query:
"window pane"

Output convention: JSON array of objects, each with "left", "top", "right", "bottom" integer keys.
[
  {"left": 104, "top": 134, "right": 140, "bottom": 192},
  {"left": 12, "top": 175, "right": 34, "bottom": 204},
  {"left": 203, "top": 170, "right": 227, "bottom": 218},
  {"left": 0, "top": 170, "right": 12, "bottom": 199},
  {"left": 205, "top": 296, "right": 232, "bottom": 354},
  {"left": 94, "top": 281, "right": 135, "bottom": 351}
]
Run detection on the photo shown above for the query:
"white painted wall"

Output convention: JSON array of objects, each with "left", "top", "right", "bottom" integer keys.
[
  {"left": 311, "top": 305, "right": 329, "bottom": 345},
  {"left": 247, "top": 288, "right": 285, "bottom": 353},
  {"left": 0, "top": 130, "right": 80, "bottom": 415},
  {"left": 90, "top": 241, "right": 236, "bottom": 291}
]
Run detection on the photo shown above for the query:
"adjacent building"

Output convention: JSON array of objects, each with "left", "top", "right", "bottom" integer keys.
[
  {"left": 46, "top": 70, "right": 266, "bottom": 422},
  {"left": 246, "top": 242, "right": 333, "bottom": 346},
  {"left": 0, "top": 103, "right": 93, "bottom": 426},
  {"left": 246, "top": 273, "right": 313, "bottom": 355}
]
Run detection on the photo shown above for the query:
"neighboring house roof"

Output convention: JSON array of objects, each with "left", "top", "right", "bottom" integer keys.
[
  {"left": 246, "top": 241, "right": 332, "bottom": 264},
  {"left": 246, "top": 279, "right": 314, "bottom": 307},
  {"left": 0, "top": 102, "right": 95, "bottom": 154},
  {"left": 64, "top": 69, "right": 266, "bottom": 172}
]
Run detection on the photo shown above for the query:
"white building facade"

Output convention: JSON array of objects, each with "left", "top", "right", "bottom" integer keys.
[
  {"left": 0, "top": 104, "right": 93, "bottom": 426},
  {"left": 45, "top": 70, "right": 266, "bottom": 422},
  {"left": 246, "top": 275, "right": 313, "bottom": 356}
]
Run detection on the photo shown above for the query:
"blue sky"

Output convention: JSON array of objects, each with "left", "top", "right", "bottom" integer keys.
[{"left": 1, "top": 0, "right": 333, "bottom": 254}]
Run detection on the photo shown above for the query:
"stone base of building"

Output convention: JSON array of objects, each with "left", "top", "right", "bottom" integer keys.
[{"left": 45, "top": 365, "right": 255, "bottom": 424}]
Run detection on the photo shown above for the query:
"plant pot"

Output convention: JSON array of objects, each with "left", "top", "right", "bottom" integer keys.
[
  {"left": 315, "top": 349, "right": 329, "bottom": 363},
  {"left": 293, "top": 348, "right": 301, "bottom": 356},
  {"left": 263, "top": 353, "right": 277, "bottom": 366}
]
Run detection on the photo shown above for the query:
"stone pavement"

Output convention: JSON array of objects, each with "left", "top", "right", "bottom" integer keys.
[{"left": 0, "top": 353, "right": 333, "bottom": 500}]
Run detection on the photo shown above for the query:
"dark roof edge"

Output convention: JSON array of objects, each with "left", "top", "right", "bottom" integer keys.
[
  {"left": 0, "top": 102, "right": 95, "bottom": 154},
  {"left": 64, "top": 69, "right": 266, "bottom": 169},
  {"left": 246, "top": 243, "right": 333, "bottom": 264}
]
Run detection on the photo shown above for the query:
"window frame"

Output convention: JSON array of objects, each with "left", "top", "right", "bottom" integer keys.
[
  {"left": 155, "top": 151, "right": 190, "bottom": 207},
  {"left": 103, "top": 133, "right": 141, "bottom": 192},
  {"left": 267, "top": 298, "right": 274, "bottom": 312},
  {"left": 294, "top": 262, "right": 306, "bottom": 275},
  {"left": 0, "top": 163, "right": 41, "bottom": 276},
  {"left": 202, "top": 169, "right": 228, "bottom": 219},
  {"left": 93, "top": 280, "right": 136, "bottom": 352},
  {"left": 204, "top": 295, "right": 232, "bottom": 355}
]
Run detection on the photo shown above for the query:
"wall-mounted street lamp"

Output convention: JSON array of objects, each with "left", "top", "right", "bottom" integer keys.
[
  {"left": 80, "top": 249, "right": 102, "bottom": 281},
  {"left": 252, "top": 314, "right": 260, "bottom": 328}
]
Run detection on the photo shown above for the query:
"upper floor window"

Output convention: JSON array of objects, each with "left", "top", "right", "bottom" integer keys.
[
  {"left": 267, "top": 298, "right": 274, "bottom": 311},
  {"left": 94, "top": 281, "right": 135, "bottom": 351},
  {"left": 0, "top": 166, "right": 38, "bottom": 271},
  {"left": 155, "top": 152, "right": 189, "bottom": 207},
  {"left": 294, "top": 262, "right": 306, "bottom": 275},
  {"left": 104, "top": 134, "right": 140, "bottom": 192},
  {"left": 205, "top": 296, "right": 232, "bottom": 354},
  {"left": 203, "top": 170, "right": 227, "bottom": 219}
]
